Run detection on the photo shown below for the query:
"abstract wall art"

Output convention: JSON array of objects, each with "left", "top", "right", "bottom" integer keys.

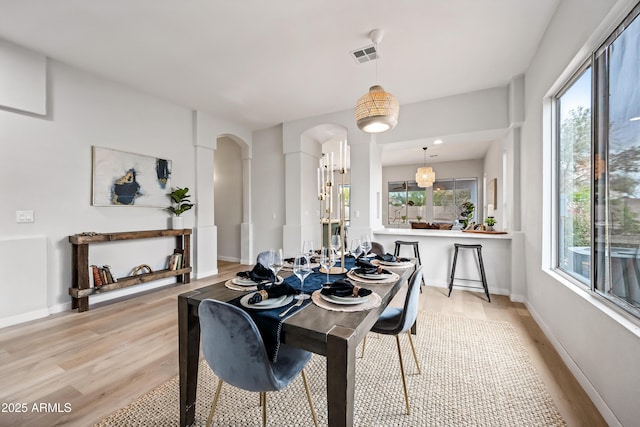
[{"left": 92, "top": 146, "right": 172, "bottom": 207}]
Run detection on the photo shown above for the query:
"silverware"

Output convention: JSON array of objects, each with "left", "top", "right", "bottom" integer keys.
[{"left": 279, "top": 298, "right": 304, "bottom": 317}]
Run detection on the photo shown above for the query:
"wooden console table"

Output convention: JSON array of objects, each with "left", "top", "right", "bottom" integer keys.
[{"left": 69, "top": 229, "right": 192, "bottom": 312}]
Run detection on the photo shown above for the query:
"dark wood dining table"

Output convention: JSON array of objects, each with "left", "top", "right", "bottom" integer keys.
[{"left": 178, "top": 267, "right": 411, "bottom": 427}]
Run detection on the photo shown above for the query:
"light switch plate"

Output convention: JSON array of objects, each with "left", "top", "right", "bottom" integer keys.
[{"left": 16, "top": 210, "right": 34, "bottom": 223}]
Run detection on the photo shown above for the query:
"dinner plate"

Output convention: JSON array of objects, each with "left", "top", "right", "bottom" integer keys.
[
  {"left": 320, "top": 293, "right": 370, "bottom": 305},
  {"left": 377, "top": 260, "right": 413, "bottom": 266},
  {"left": 353, "top": 270, "right": 393, "bottom": 280},
  {"left": 232, "top": 276, "right": 283, "bottom": 286},
  {"left": 240, "top": 294, "right": 294, "bottom": 310}
]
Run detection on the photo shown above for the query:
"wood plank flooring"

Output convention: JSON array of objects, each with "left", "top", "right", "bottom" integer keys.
[{"left": 0, "top": 261, "right": 605, "bottom": 426}]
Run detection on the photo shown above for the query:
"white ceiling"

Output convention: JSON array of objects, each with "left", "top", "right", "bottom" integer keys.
[{"left": 0, "top": 0, "right": 559, "bottom": 165}]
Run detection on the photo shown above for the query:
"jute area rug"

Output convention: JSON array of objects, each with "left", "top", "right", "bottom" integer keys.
[{"left": 95, "top": 312, "right": 565, "bottom": 426}]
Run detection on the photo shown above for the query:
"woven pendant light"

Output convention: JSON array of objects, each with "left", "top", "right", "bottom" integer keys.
[
  {"left": 354, "top": 29, "right": 399, "bottom": 134},
  {"left": 416, "top": 147, "right": 435, "bottom": 187}
]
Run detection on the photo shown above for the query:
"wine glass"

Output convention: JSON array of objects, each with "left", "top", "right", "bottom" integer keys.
[
  {"left": 350, "top": 239, "right": 363, "bottom": 259},
  {"left": 330, "top": 235, "right": 341, "bottom": 257},
  {"left": 361, "top": 234, "right": 372, "bottom": 256},
  {"left": 319, "top": 247, "right": 335, "bottom": 285},
  {"left": 268, "top": 248, "right": 283, "bottom": 284},
  {"left": 293, "top": 254, "right": 312, "bottom": 300},
  {"left": 302, "top": 240, "right": 315, "bottom": 259}
]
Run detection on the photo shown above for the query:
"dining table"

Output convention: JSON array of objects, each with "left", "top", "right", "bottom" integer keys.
[{"left": 178, "top": 257, "right": 412, "bottom": 427}]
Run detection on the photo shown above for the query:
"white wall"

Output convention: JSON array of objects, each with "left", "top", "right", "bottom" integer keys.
[
  {"left": 521, "top": 0, "right": 640, "bottom": 425},
  {"left": 251, "top": 125, "right": 286, "bottom": 258},
  {"left": 214, "top": 137, "right": 242, "bottom": 262},
  {"left": 0, "top": 46, "right": 227, "bottom": 324}
]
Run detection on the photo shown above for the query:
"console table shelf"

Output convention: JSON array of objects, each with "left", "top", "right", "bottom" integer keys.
[{"left": 69, "top": 229, "right": 192, "bottom": 312}]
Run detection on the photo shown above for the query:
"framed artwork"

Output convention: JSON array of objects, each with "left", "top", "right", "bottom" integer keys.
[
  {"left": 487, "top": 178, "right": 497, "bottom": 207},
  {"left": 92, "top": 146, "right": 172, "bottom": 207}
]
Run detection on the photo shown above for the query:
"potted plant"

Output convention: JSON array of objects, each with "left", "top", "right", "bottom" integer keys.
[
  {"left": 459, "top": 201, "right": 475, "bottom": 228},
  {"left": 485, "top": 216, "right": 496, "bottom": 231},
  {"left": 416, "top": 215, "right": 423, "bottom": 222},
  {"left": 401, "top": 215, "right": 407, "bottom": 224},
  {"left": 166, "top": 187, "right": 194, "bottom": 229}
]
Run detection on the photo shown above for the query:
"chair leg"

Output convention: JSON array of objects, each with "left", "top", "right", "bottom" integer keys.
[
  {"left": 361, "top": 335, "right": 367, "bottom": 358},
  {"left": 301, "top": 369, "right": 319, "bottom": 427},
  {"left": 261, "top": 392, "right": 267, "bottom": 427},
  {"left": 406, "top": 331, "right": 421, "bottom": 375},
  {"left": 395, "top": 335, "right": 410, "bottom": 415},
  {"left": 206, "top": 379, "right": 224, "bottom": 427}
]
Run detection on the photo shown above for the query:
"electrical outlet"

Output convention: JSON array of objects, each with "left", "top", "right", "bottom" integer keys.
[{"left": 16, "top": 210, "right": 34, "bottom": 223}]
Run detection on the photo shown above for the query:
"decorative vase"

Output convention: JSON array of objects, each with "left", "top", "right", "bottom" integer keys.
[
  {"left": 486, "top": 225, "right": 495, "bottom": 231},
  {"left": 171, "top": 216, "right": 184, "bottom": 230}
]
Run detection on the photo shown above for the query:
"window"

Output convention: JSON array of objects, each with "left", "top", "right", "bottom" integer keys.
[
  {"left": 554, "top": 3, "right": 640, "bottom": 317},
  {"left": 556, "top": 67, "right": 592, "bottom": 284},
  {"left": 387, "top": 181, "right": 426, "bottom": 224},
  {"left": 433, "top": 178, "right": 478, "bottom": 223},
  {"left": 388, "top": 178, "right": 477, "bottom": 225}
]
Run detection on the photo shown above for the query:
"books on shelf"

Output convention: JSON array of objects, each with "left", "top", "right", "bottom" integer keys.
[
  {"left": 168, "top": 251, "right": 183, "bottom": 271},
  {"left": 90, "top": 264, "right": 118, "bottom": 287}
]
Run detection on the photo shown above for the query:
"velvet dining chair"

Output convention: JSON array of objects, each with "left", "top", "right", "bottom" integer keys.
[
  {"left": 198, "top": 299, "right": 318, "bottom": 427},
  {"left": 362, "top": 266, "right": 423, "bottom": 415}
]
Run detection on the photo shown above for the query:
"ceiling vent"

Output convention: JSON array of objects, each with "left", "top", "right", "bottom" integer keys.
[{"left": 349, "top": 44, "right": 378, "bottom": 64}]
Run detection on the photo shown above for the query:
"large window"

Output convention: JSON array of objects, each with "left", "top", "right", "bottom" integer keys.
[
  {"left": 555, "top": 3, "right": 640, "bottom": 317},
  {"left": 388, "top": 178, "right": 477, "bottom": 225},
  {"left": 433, "top": 178, "right": 478, "bottom": 223}
]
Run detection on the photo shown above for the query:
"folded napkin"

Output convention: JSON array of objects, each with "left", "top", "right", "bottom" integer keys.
[
  {"left": 320, "top": 279, "right": 372, "bottom": 297},
  {"left": 248, "top": 283, "right": 298, "bottom": 304},
  {"left": 355, "top": 258, "right": 392, "bottom": 275},
  {"left": 375, "top": 253, "right": 410, "bottom": 263},
  {"left": 284, "top": 257, "right": 311, "bottom": 264},
  {"left": 237, "top": 263, "right": 275, "bottom": 283}
]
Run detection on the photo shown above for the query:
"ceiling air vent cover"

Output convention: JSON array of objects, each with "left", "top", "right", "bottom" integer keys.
[{"left": 349, "top": 44, "right": 378, "bottom": 64}]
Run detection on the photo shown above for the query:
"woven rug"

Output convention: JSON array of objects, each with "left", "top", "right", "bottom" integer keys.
[{"left": 95, "top": 312, "right": 565, "bottom": 426}]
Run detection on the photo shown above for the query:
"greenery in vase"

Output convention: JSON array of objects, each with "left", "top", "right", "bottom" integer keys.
[
  {"left": 401, "top": 215, "right": 407, "bottom": 223},
  {"left": 416, "top": 215, "right": 423, "bottom": 222},
  {"left": 166, "top": 187, "right": 194, "bottom": 216},
  {"left": 485, "top": 217, "right": 496, "bottom": 227}
]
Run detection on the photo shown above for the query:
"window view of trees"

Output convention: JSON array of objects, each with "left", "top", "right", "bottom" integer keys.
[
  {"left": 556, "top": 4, "right": 640, "bottom": 317},
  {"left": 388, "top": 181, "right": 425, "bottom": 224},
  {"left": 388, "top": 179, "right": 477, "bottom": 226},
  {"left": 557, "top": 69, "right": 592, "bottom": 283}
]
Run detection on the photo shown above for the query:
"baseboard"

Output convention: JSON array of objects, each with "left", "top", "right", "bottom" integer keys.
[
  {"left": 525, "top": 303, "right": 620, "bottom": 426},
  {"left": 195, "top": 269, "right": 218, "bottom": 279},
  {"left": 218, "top": 255, "right": 240, "bottom": 263},
  {"left": 0, "top": 308, "right": 50, "bottom": 329}
]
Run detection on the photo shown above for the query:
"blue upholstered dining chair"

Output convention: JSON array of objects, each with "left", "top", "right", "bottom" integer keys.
[
  {"left": 198, "top": 299, "right": 318, "bottom": 427},
  {"left": 362, "top": 266, "right": 423, "bottom": 415}
]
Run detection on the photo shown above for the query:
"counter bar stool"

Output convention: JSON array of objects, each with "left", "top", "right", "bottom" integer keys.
[
  {"left": 393, "top": 240, "right": 425, "bottom": 287},
  {"left": 448, "top": 243, "right": 491, "bottom": 302}
]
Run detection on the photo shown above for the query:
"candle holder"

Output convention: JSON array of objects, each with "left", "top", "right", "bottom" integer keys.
[{"left": 317, "top": 141, "right": 348, "bottom": 274}]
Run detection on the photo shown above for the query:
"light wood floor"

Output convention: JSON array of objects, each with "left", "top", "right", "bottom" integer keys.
[{"left": 0, "top": 261, "right": 605, "bottom": 426}]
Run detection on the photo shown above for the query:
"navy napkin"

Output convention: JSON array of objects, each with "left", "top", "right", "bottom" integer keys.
[
  {"left": 355, "top": 258, "right": 392, "bottom": 275},
  {"left": 248, "top": 283, "right": 298, "bottom": 304},
  {"left": 375, "top": 253, "right": 410, "bottom": 263},
  {"left": 321, "top": 279, "right": 372, "bottom": 297},
  {"left": 237, "top": 263, "right": 275, "bottom": 283}
]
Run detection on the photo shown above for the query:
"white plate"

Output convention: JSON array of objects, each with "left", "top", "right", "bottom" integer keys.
[
  {"left": 320, "top": 293, "right": 370, "bottom": 305},
  {"left": 377, "top": 260, "right": 412, "bottom": 266},
  {"left": 354, "top": 270, "right": 393, "bottom": 280},
  {"left": 232, "top": 276, "right": 283, "bottom": 286},
  {"left": 240, "top": 294, "right": 294, "bottom": 310}
]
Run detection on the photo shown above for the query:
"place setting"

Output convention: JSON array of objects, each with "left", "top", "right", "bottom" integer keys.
[
  {"left": 311, "top": 278, "right": 381, "bottom": 312},
  {"left": 346, "top": 257, "right": 400, "bottom": 284},
  {"left": 225, "top": 249, "right": 284, "bottom": 291}
]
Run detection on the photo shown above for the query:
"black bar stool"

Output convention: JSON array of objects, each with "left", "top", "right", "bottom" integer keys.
[
  {"left": 448, "top": 243, "right": 490, "bottom": 302},
  {"left": 393, "top": 240, "right": 425, "bottom": 287}
]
